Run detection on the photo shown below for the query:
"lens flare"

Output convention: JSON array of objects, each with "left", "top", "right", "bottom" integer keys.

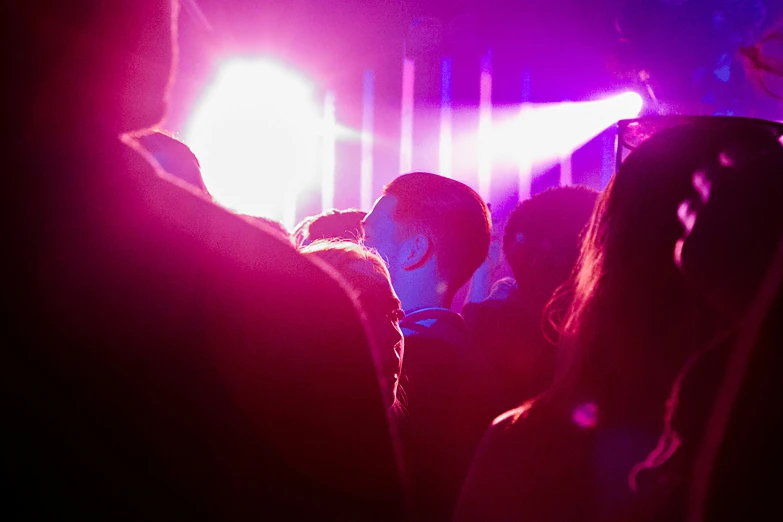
[{"left": 184, "top": 59, "right": 322, "bottom": 228}]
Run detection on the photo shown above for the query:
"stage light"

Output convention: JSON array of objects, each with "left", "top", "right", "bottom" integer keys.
[
  {"left": 515, "top": 91, "right": 643, "bottom": 159},
  {"left": 184, "top": 58, "right": 321, "bottom": 228},
  {"left": 616, "top": 91, "right": 645, "bottom": 116},
  {"left": 474, "top": 90, "right": 645, "bottom": 176}
]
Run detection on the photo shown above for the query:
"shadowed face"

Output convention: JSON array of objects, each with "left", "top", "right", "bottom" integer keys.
[
  {"left": 39, "top": 0, "right": 176, "bottom": 132},
  {"left": 363, "top": 195, "right": 407, "bottom": 284},
  {"left": 350, "top": 260, "right": 405, "bottom": 404}
]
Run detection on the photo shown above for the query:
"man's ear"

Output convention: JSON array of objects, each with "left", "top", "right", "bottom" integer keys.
[{"left": 400, "top": 234, "right": 431, "bottom": 270}]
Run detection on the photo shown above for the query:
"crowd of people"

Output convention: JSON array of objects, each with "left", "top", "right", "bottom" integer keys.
[{"left": 9, "top": 1, "right": 782, "bottom": 521}]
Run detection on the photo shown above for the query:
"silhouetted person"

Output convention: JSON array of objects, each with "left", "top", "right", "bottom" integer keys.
[
  {"left": 293, "top": 208, "right": 367, "bottom": 247},
  {"left": 692, "top": 274, "right": 782, "bottom": 522},
  {"left": 363, "top": 172, "right": 494, "bottom": 522},
  {"left": 7, "top": 1, "right": 402, "bottom": 520},
  {"left": 672, "top": 119, "right": 783, "bottom": 522},
  {"left": 463, "top": 186, "right": 598, "bottom": 411},
  {"left": 454, "top": 120, "right": 777, "bottom": 522}
]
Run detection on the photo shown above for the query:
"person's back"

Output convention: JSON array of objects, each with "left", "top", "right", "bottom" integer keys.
[
  {"left": 7, "top": 2, "right": 402, "bottom": 519},
  {"left": 697, "top": 288, "right": 782, "bottom": 522},
  {"left": 673, "top": 117, "right": 783, "bottom": 522},
  {"left": 363, "top": 172, "right": 496, "bottom": 521},
  {"left": 457, "top": 395, "right": 649, "bottom": 522},
  {"left": 463, "top": 287, "right": 559, "bottom": 411},
  {"left": 463, "top": 186, "right": 599, "bottom": 411},
  {"left": 396, "top": 307, "right": 497, "bottom": 521}
]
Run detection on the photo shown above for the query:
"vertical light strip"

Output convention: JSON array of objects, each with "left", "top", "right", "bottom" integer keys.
[
  {"left": 321, "top": 91, "right": 336, "bottom": 213},
  {"left": 518, "top": 68, "right": 533, "bottom": 201},
  {"left": 360, "top": 70, "right": 375, "bottom": 210},
  {"left": 400, "top": 57, "right": 415, "bottom": 174},
  {"left": 439, "top": 58, "right": 453, "bottom": 178},
  {"left": 478, "top": 51, "right": 492, "bottom": 202}
]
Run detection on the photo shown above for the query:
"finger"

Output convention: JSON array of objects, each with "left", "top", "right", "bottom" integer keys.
[
  {"left": 678, "top": 200, "right": 697, "bottom": 234},
  {"left": 692, "top": 170, "right": 712, "bottom": 204}
]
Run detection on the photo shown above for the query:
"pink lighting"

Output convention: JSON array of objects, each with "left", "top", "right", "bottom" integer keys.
[
  {"left": 400, "top": 57, "right": 415, "bottom": 174},
  {"left": 478, "top": 52, "right": 493, "bottom": 201},
  {"left": 439, "top": 58, "right": 453, "bottom": 178},
  {"left": 572, "top": 402, "right": 599, "bottom": 429},
  {"left": 360, "top": 71, "right": 375, "bottom": 210},
  {"left": 184, "top": 59, "right": 321, "bottom": 228},
  {"left": 322, "top": 91, "right": 337, "bottom": 214}
]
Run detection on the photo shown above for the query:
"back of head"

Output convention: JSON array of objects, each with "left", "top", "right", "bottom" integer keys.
[
  {"left": 560, "top": 120, "right": 779, "bottom": 411},
  {"left": 678, "top": 128, "right": 783, "bottom": 321},
  {"left": 296, "top": 209, "right": 367, "bottom": 247},
  {"left": 677, "top": 122, "right": 783, "bottom": 522},
  {"left": 504, "top": 186, "right": 598, "bottom": 302},
  {"left": 383, "top": 172, "right": 491, "bottom": 291},
  {"left": 14, "top": 0, "right": 174, "bottom": 134},
  {"left": 301, "top": 240, "right": 391, "bottom": 287},
  {"left": 135, "top": 131, "right": 209, "bottom": 194}
]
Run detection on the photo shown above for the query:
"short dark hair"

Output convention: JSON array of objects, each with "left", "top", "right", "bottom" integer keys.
[
  {"left": 503, "top": 186, "right": 598, "bottom": 283},
  {"left": 383, "top": 172, "right": 491, "bottom": 290}
]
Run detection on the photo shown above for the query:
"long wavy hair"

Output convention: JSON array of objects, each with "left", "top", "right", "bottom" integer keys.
[{"left": 549, "top": 123, "right": 773, "bottom": 422}]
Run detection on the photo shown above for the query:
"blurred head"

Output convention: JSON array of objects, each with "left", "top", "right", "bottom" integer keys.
[
  {"left": 676, "top": 124, "right": 783, "bottom": 321},
  {"left": 135, "top": 131, "right": 208, "bottom": 194},
  {"left": 363, "top": 172, "right": 491, "bottom": 309},
  {"left": 293, "top": 209, "right": 367, "bottom": 248},
  {"left": 504, "top": 186, "right": 598, "bottom": 307},
  {"left": 301, "top": 241, "right": 404, "bottom": 405},
  {"left": 17, "top": 0, "right": 176, "bottom": 133}
]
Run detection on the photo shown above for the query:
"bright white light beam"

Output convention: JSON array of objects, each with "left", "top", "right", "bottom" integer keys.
[
  {"left": 184, "top": 58, "right": 321, "bottom": 229},
  {"left": 486, "top": 91, "right": 645, "bottom": 177}
]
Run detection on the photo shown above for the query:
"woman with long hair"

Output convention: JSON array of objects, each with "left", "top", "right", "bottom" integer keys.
[{"left": 454, "top": 118, "right": 783, "bottom": 522}]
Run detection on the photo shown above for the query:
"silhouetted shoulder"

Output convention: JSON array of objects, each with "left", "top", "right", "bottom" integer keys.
[
  {"left": 9, "top": 135, "right": 402, "bottom": 520},
  {"left": 455, "top": 398, "right": 600, "bottom": 522}
]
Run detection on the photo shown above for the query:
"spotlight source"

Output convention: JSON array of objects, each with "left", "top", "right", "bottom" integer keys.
[
  {"left": 184, "top": 59, "right": 321, "bottom": 228},
  {"left": 485, "top": 90, "right": 645, "bottom": 171}
]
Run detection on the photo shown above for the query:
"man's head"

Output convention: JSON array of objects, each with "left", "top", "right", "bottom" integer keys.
[
  {"left": 18, "top": 0, "right": 176, "bottom": 133},
  {"left": 363, "top": 172, "right": 491, "bottom": 311},
  {"left": 503, "top": 186, "right": 598, "bottom": 305}
]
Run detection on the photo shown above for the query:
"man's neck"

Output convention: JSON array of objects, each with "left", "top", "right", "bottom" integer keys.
[{"left": 396, "top": 283, "right": 453, "bottom": 315}]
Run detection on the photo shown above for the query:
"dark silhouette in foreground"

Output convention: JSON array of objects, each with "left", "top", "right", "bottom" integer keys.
[{"left": 7, "top": 2, "right": 402, "bottom": 519}]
